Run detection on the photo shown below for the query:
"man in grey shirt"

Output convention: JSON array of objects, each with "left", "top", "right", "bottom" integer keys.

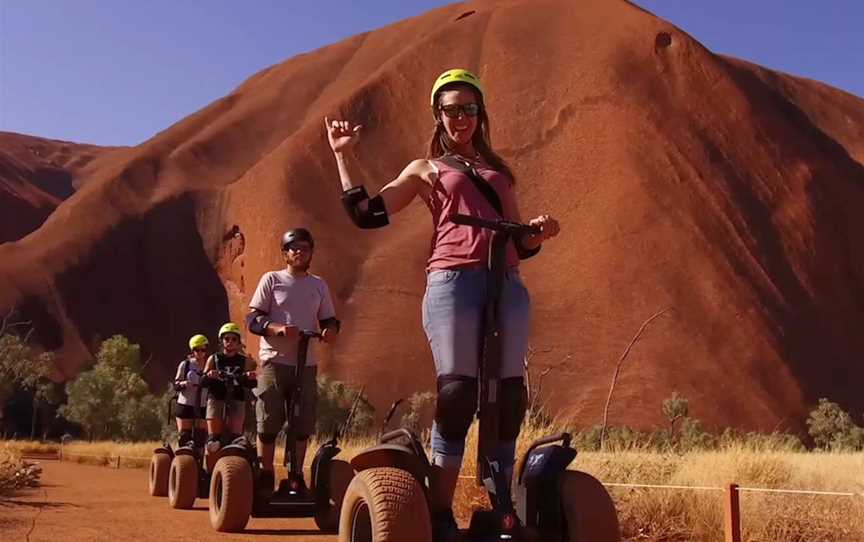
[{"left": 247, "top": 228, "right": 340, "bottom": 493}]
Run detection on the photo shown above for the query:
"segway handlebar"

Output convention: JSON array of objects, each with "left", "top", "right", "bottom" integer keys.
[
  {"left": 450, "top": 213, "right": 542, "bottom": 236},
  {"left": 525, "top": 432, "right": 572, "bottom": 452},
  {"left": 379, "top": 399, "right": 404, "bottom": 437},
  {"left": 201, "top": 366, "right": 256, "bottom": 389}
]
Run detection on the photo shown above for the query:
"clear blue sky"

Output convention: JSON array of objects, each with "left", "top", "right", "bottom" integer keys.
[{"left": 1, "top": 1, "right": 861, "bottom": 147}]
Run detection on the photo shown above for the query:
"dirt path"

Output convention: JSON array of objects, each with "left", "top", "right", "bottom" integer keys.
[{"left": 0, "top": 459, "right": 337, "bottom": 542}]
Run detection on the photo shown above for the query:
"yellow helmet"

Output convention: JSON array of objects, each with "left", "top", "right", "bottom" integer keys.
[
  {"left": 218, "top": 322, "right": 242, "bottom": 340},
  {"left": 188, "top": 334, "right": 209, "bottom": 350},
  {"left": 430, "top": 68, "right": 483, "bottom": 107}
]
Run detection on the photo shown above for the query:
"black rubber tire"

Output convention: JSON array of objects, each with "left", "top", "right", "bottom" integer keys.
[
  {"left": 338, "top": 467, "right": 432, "bottom": 542},
  {"left": 209, "top": 456, "right": 253, "bottom": 532},
  {"left": 168, "top": 455, "right": 198, "bottom": 509},
  {"left": 560, "top": 470, "right": 621, "bottom": 542},
  {"left": 148, "top": 453, "right": 170, "bottom": 497},
  {"left": 314, "top": 459, "right": 354, "bottom": 532}
]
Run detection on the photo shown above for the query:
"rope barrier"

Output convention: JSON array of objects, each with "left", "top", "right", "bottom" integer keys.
[{"left": 44, "top": 450, "right": 864, "bottom": 498}]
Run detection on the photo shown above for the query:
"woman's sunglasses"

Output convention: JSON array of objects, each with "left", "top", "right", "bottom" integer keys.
[
  {"left": 192, "top": 348, "right": 207, "bottom": 353},
  {"left": 439, "top": 103, "right": 480, "bottom": 118}
]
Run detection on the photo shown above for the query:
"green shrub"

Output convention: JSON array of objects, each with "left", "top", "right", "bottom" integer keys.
[{"left": 806, "top": 398, "right": 864, "bottom": 451}]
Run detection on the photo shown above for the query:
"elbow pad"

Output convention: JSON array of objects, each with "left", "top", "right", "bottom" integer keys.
[
  {"left": 341, "top": 186, "right": 390, "bottom": 229},
  {"left": 515, "top": 234, "right": 541, "bottom": 260},
  {"left": 246, "top": 310, "right": 271, "bottom": 336},
  {"left": 319, "top": 317, "right": 341, "bottom": 333}
]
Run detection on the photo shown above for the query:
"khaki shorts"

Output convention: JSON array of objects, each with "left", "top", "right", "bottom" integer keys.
[
  {"left": 255, "top": 362, "right": 317, "bottom": 438},
  {"left": 206, "top": 399, "right": 245, "bottom": 420}
]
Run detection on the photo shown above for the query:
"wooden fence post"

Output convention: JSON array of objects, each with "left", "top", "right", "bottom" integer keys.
[{"left": 724, "top": 483, "right": 742, "bottom": 542}]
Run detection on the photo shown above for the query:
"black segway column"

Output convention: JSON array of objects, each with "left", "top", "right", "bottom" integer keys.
[
  {"left": 251, "top": 330, "right": 353, "bottom": 532},
  {"left": 272, "top": 331, "right": 319, "bottom": 509},
  {"left": 451, "top": 213, "right": 541, "bottom": 540}
]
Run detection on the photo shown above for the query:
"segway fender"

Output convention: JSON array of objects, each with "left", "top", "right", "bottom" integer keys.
[
  {"left": 154, "top": 445, "right": 174, "bottom": 459},
  {"left": 516, "top": 444, "right": 577, "bottom": 535},
  {"left": 311, "top": 443, "right": 340, "bottom": 509},
  {"left": 218, "top": 443, "right": 253, "bottom": 461},
  {"left": 174, "top": 446, "right": 195, "bottom": 457},
  {"left": 350, "top": 444, "right": 428, "bottom": 485}
]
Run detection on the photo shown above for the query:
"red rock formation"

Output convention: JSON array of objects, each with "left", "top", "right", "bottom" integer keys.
[
  {"left": 0, "top": 132, "right": 116, "bottom": 243},
  {"left": 1, "top": 0, "right": 863, "bottom": 430}
]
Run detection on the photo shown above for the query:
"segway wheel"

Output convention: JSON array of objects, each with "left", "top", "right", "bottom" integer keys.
[
  {"left": 209, "top": 456, "right": 253, "bottom": 532},
  {"left": 148, "top": 453, "right": 170, "bottom": 497},
  {"left": 168, "top": 455, "right": 198, "bottom": 509},
  {"left": 314, "top": 459, "right": 354, "bottom": 533},
  {"left": 338, "top": 467, "right": 431, "bottom": 542},
  {"left": 560, "top": 470, "right": 621, "bottom": 542}
]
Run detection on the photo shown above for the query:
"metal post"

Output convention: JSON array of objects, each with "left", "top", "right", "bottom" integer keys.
[{"left": 724, "top": 483, "right": 741, "bottom": 542}]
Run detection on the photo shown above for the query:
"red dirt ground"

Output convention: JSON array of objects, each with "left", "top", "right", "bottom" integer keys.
[
  {"left": 1, "top": 0, "right": 863, "bottom": 430},
  {"left": 0, "top": 460, "right": 336, "bottom": 542}
]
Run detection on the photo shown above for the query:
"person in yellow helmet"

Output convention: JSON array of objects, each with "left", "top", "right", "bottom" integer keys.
[
  {"left": 202, "top": 323, "right": 256, "bottom": 453},
  {"left": 173, "top": 334, "right": 209, "bottom": 448},
  {"left": 324, "top": 69, "right": 560, "bottom": 538}
]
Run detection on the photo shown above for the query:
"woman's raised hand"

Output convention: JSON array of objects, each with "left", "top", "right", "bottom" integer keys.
[{"left": 325, "top": 117, "right": 362, "bottom": 153}]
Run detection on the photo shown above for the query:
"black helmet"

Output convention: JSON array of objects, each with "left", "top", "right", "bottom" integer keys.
[{"left": 281, "top": 228, "right": 314, "bottom": 250}]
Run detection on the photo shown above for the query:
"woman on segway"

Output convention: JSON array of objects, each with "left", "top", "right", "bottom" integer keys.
[
  {"left": 324, "top": 68, "right": 560, "bottom": 539},
  {"left": 173, "top": 334, "right": 209, "bottom": 448},
  {"left": 203, "top": 323, "right": 256, "bottom": 453}
]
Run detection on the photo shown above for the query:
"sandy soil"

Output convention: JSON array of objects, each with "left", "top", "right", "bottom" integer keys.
[{"left": 0, "top": 459, "right": 336, "bottom": 542}]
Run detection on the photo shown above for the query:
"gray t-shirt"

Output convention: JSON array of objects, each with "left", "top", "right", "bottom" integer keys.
[
  {"left": 249, "top": 270, "right": 336, "bottom": 366},
  {"left": 174, "top": 357, "right": 207, "bottom": 406}
]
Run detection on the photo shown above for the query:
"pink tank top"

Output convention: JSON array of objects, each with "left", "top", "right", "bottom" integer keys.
[{"left": 424, "top": 159, "right": 520, "bottom": 270}]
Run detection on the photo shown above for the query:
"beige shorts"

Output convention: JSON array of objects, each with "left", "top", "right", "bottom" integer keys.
[
  {"left": 206, "top": 399, "right": 245, "bottom": 420},
  {"left": 255, "top": 363, "right": 317, "bottom": 438}
]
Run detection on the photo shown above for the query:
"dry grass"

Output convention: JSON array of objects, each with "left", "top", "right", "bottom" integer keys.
[
  {"left": 0, "top": 444, "right": 42, "bottom": 498},
  {"left": 447, "top": 424, "right": 864, "bottom": 541},
  {"left": 3, "top": 429, "right": 863, "bottom": 540}
]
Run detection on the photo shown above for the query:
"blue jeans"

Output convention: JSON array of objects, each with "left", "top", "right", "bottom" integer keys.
[{"left": 422, "top": 268, "right": 530, "bottom": 468}]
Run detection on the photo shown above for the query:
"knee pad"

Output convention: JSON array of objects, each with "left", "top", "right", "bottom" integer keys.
[
  {"left": 499, "top": 377, "right": 527, "bottom": 440},
  {"left": 434, "top": 375, "right": 477, "bottom": 441},
  {"left": 258, "top": 432, "right": 278, "bottom": 445}
]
